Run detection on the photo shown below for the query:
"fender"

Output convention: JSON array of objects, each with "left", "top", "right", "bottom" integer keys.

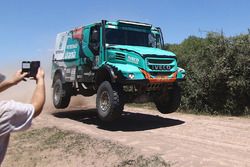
[
  {"left": 96, "top": 64, "right": 118, "bottom": 85},
  {"left": 52, "top": 68, "right": 66, "bottom": 86}
]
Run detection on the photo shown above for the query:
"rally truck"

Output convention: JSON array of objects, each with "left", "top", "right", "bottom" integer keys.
[{"left": 51, "top": 20, "right": 186, "bottom": 122}]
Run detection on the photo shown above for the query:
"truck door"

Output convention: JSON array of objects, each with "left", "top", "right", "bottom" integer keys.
[{"left": 89, "top": 25, "right": 100, "bottom": 69}]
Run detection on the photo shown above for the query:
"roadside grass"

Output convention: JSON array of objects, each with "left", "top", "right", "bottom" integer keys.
[{"left": 3, "top": 127, "right": 170, "bottom": 167}]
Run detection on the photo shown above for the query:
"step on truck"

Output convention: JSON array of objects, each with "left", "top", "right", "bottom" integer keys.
[{"left": 52, "top": 20, "right": 186, "bottom": 122}]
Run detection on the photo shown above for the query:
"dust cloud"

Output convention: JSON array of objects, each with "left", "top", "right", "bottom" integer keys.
[{"left": 0, "top": 53, "right": 96, "bottom": 112}]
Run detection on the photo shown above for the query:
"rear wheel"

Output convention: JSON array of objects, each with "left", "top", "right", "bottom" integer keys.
[
  {"left": 53, "top": 79, "right": 72, "bottom": 109},
  {"left": 96, "top": 81, "right": 124, "bottom": 122},
  {"left": 154, "top": 85, "right": 181, "bottom": 114}
]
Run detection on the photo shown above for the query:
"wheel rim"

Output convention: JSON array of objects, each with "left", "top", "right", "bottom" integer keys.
[
  {"left": 100, "top": 91, "right": 110, "bottom": 112},
  {"left": 54, "top": 84, "right": 60, "bottom": 104}
]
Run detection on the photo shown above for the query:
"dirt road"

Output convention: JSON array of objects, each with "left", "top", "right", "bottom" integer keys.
[
  {"left": 32, "top": 103, "right": 250, "bottom": 167},
  {"left": 1, "top": 79, "right": 249, "bottom": 166}
]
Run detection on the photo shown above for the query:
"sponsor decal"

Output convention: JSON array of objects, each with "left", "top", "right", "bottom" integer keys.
[
  {"left": 59, "top": 36, "right": 65, "bottom": 50},
  {"left": 54, "top": 32, "right": 68, "bottom": 60},
  {"left": 84, "top": 71, "right": 95, "bottom": 76},
  {"left": 65, "top": 51, "right": 76, "bottom": 59},
  {"left": 72, "top": 27, "right": 83, "bottom": 40},
  {"left": 77, "top": 75, "right": 83, "bottom": 78},
  {"left": 55, "top": 50, "right": 64, "bottom": 54},
  {"left": 127, "top": 56, "right": 139, "bottom": 64},
  {"left": 66, "top": 44, "right": 78, "bottom": 50},
  {"left": 65, "top": 67, "right": 76, "bottom": 81}
]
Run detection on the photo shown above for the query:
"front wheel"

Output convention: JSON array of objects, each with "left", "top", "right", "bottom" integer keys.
[
  {"left": 154, "top": 85, "right": 181, "bottom": 114},
  {"left": 53, "top": 79, "right": 72, "bottom": 109},
  {"left": 96, "top": 81, "right": 124, "bottom": 122}
]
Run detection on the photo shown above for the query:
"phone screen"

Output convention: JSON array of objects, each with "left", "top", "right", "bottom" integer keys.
[
  {"left": 22, "top": 61, "right": 31, "bottom": 73},
  {"left": 22, "top": 62, "right": 30, "bottom": 69}
]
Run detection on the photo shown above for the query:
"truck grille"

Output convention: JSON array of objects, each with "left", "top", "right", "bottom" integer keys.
[
  {"left": 115, "top": 53, "right": 125, "bottom": 61},
  {"left": 148, "top": 59, "right": 173, "bottom": 64},
  {"left": 147, "top": 58, "right": 175, "bottom": 71}
]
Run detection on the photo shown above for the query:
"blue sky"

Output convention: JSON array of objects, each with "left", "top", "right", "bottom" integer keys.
[{"left": 0, "top": 0, "right": 249, "bottom": 70}]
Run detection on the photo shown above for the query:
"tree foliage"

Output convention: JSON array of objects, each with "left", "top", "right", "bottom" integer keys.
[{"left": 165, "top": 31, "right": 250, "bottom": 115}]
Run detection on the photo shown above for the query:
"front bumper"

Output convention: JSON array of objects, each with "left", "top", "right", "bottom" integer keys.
[{"left": 107, "top": 62, "right": 186, "bottom": 84}]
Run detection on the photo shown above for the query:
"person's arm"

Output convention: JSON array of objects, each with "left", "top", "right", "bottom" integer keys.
[
  {"left": 31, "top": 68, "right": 46, "bottom": 118},
  {"left": 0, "top": 70, "right": 27, "bottom": 93}
]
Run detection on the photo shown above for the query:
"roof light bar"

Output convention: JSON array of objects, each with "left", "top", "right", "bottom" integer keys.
[{"left": 118, "top": 20, "right": 152, "bottom": 28}]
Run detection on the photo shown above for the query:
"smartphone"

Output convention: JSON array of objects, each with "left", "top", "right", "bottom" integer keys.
[{"left": 22, "top": 61, "right": 40, "bottom": 78}]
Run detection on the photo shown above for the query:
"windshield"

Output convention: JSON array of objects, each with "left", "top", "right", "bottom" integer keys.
[{"left": 105, "top": 28, "right": 162, "bottom": 48}]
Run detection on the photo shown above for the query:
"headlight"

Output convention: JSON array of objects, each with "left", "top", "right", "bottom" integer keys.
[{"left": 128, "top": 73, "right": 135, "bottom": 79}]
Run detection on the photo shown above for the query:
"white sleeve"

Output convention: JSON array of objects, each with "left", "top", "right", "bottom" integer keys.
[{"left": 0, "top": 100, "right": 34, "bottom": 132}]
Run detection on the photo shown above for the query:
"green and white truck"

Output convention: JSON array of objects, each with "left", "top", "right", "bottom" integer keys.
[{"left": 51, "top": 20, "right": 186, "bottom": 121}]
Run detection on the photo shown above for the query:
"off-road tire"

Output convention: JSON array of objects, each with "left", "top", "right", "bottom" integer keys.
[
  {"left": 53, "top": 79, "right": 72, "bottom": 109},
  {"left": 96, "top": 81, "right": 124, "bottom": 122},
  {"left": 154, "top": 85, "right": 181, "bottom": 114}
]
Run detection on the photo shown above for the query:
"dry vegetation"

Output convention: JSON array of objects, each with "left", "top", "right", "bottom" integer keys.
[{"left": 3, "top": 127, "right": 170, "bottom": 167}]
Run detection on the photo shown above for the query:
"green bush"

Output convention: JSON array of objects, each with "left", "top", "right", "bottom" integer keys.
[{"left": 165, "top": 31, "right": 250, "bottom": 115}]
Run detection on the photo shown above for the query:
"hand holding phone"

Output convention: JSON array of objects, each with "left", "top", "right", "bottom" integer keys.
[{"left": 22, "top": 61, "right": 40, "bottom": 79}]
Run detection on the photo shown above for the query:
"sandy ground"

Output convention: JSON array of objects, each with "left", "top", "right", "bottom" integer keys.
[
  {"left": 29, "top": 105, "right": 249, "bottom": 167},
  {"left": 1, "top": 74, "right": 250, "bottom": 167},
  {"left": 3, "top": 127, "right": 169, "bottom": 167},
  {"left": 4, "top": 99, "right": 249, "bottom": 167}
]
